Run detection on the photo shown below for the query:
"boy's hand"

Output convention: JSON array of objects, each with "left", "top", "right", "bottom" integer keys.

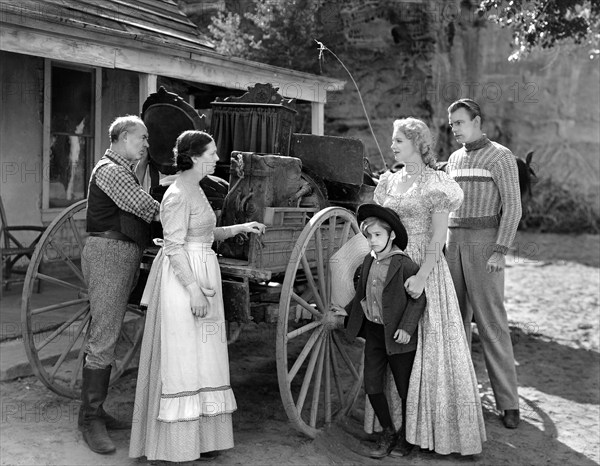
[
  {"left": 394, "top": 329, "right": 411, "bottom": 344},
  {"left": 404, "top": 275, "right": 425, "bottom": 299}
]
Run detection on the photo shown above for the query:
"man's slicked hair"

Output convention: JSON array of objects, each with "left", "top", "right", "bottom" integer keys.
[{"left": 448, "top": 98, "right": 483, "bottom": 123}]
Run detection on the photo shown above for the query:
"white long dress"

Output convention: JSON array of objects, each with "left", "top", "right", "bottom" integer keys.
[{"left": 129, "top": 177, "right": 236, "bottom": 462}]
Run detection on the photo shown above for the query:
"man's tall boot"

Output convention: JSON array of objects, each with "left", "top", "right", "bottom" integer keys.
[{"left": 78, "top": 366, "right": 116, "bottom": 454}]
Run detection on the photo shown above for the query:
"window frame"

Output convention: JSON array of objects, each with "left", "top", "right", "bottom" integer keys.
[{"left": 42, "top": 59, "right": 101, "bottom": 222}]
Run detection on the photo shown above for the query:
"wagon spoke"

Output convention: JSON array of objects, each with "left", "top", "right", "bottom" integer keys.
[
  {"left": 332, "top": 332, "right": 360, "bottom": 380},
  {"left": 310, "top": 336, "right": 326, "bottom": 427},
  {"left": 67, "top": 216, "right": 84, "bottom": 253},
  {"left": 287, "top": 320, "right": 321, "bottom": 340},
  {"left": 70, "top": 336, "right": 88, "bottom": 389},
  {"left": 36, "top": 304, "right": 90, "bottom": 351},
  {"left": 32, "top": 298, "right": 89, "bottom": 316},
  {"left": 324, "top": 333, "right": 332, "bottom": 423},
  {"left": 340, "top": 357, "right": 364, "bottom": 419},
  {"left": 49, "top": 312, "right": 90, "bottom": 380},
  {"left": 291, "top": 292, "right": 322, "bottom": 319},
  {"left": 339, "top": 220, "right": 352, "bottom": 249},
  {"left": 47, "top": 239, "right": 86, "bottom": 284},
  {"left": 329, "top": 336, "right": 345, "bottom": 404},
  {"left": 119, "top": 324, "right": 135, "bottom": 347},
  {"left": 314, "top": 229, "right": 327, "bottom": 308},
  {"left": 126, "top": 304, "right": 146, "bottom": 317},
  {"left": 296, "top": 335, "right": 324, "bottom": 414},
  {"left": 36, "top": 273, "right": 86, "bottom": 293},
  {"left": 328, "top": 214, "right": 337, "bottom": 255},
  {"left": 300, "top": 255, "right": 326, "bottom": 312},
  {"left": 324, "top": 219, "right": 338, "bottom": 306},
  {"left": 288, "top": 326, "right": 324, "bottom": 383}
]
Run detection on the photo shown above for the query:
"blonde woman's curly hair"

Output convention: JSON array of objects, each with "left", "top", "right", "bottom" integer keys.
[{"left": 393, "top": 118, "right": 437, "bottom": 168}]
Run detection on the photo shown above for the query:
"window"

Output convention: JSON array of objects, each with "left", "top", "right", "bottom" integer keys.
[
  {"left": 48, "top": 64, "right": 93, "bottom": 208},
  {"left": 43, "top": 61, "right": 100, "bottom": 215}
]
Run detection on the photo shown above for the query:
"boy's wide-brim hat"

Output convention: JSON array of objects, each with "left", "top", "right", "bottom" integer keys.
[{"left": 356, "top": 203, "right": 408, "bottom": 250}]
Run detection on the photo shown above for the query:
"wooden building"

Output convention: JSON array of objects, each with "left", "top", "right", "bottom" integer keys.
[{"left": 0, "top": 0, "right": 344, "bottom": 230}]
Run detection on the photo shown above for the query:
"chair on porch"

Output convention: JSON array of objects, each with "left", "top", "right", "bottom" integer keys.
[{"left": 1, "top": 195, "right": 46, "bottom": 293}]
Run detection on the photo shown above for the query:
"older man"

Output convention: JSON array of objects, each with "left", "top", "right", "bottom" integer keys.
[
  {"left": 79, "top": 115, "right": 159, "bottom": 454},
  {"left": 446, "top": 99, "right": 522, "bottom": 430}
]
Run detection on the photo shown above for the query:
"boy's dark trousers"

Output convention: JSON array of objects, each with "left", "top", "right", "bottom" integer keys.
[{"left": 364, "top": 320, "right": 416, "bottom": 442}]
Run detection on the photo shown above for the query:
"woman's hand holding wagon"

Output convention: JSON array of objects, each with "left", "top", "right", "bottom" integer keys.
[{"left": 232, "top": 221, "right": 267, "bottom": 238}]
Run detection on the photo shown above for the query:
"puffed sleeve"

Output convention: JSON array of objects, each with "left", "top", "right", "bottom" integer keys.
[
  {"left": 425, "top": 171, "right": 464, "bottom": 213},
  {"left": 160, "top": 188, "right": 196, "bottom": 287},
  {"left": 373, "top": 170, "right": 392, "bottom": 206}
]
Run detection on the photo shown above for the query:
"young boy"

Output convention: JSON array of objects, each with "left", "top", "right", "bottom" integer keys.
[{"left": 345, "top": 203, "right": 426, "bottom": 458}]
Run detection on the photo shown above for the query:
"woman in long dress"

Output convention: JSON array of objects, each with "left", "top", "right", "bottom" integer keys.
[
  {"left": 129, "top": 130, "right": 265, "bottom": 463},
  {"left": 374, "top": 117, "right": 486, "bottom": 456}
]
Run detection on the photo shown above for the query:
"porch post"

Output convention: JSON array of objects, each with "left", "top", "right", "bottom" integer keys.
[
  {"left": 138, "top": 74, "right": 158, "bottom": 110},
  {"left": 311, "top": 102, "right": 324, "bottom": 135},
  {"left": 137, "top": 74, "right": 157, "bottom": 189}
]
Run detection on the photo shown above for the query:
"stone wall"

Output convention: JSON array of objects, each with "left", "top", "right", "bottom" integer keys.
[{"left": 320, "top": 0, "right": 599, "bottom": 204}]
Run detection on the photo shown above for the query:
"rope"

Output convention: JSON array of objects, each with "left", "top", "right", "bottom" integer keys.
[{"left": 316, "top": 40, "right": 388, "bottom": 170}]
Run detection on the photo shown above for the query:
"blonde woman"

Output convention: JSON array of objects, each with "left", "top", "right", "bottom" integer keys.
[{"left": 373, "top": 117, "right": 486, "bottom": 456}]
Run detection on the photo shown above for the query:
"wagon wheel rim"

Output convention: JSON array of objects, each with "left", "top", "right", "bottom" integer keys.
[
  {"left": 21, "top": 200, "right": 145, "bottom": 399},
  {"left": 277, "top": 207, "right": 367, "bottom": 438}
]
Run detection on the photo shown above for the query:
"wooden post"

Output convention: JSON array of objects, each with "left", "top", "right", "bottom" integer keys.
[
  {"left": 311, "top": 102, "right": 324, "bottom": 135},
  {"left": 138, "top": 74, "right": 157, "bottom": 111},
  {"left": 137, "top": 74, "right": 157, "bottom": 190}
]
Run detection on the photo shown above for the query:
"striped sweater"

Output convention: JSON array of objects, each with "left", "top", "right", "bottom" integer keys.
[{"left": 447, "top": 135, "right": 522, "bottom": 254}]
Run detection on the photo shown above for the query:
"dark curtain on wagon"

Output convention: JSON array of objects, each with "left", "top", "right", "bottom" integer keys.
[{"left": 210, "top": 105, "right": 296, "bottom": 163}]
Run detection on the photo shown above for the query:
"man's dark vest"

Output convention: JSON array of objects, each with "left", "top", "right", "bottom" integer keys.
[{"left": 86, "top": 156, "right": 150, "bottom": 249}]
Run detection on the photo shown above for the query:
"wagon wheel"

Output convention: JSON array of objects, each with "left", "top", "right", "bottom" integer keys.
[
  {"left": 21, "top": 200, "right": 145, "bottom": 399},
  {"left": 277, "top": 207, "right": 369, "bottom": 438}
]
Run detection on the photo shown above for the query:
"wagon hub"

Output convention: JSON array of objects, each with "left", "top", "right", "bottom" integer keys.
[{"left": 321, "top": 308, "right": 345, "bottom": 331}]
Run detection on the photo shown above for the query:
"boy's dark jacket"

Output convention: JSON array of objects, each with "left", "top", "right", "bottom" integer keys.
[{"left": 345, "top": 252, "right": 427, "bottom": 354}]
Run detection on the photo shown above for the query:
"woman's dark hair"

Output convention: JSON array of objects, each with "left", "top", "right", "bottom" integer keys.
[{"left": 173, "top": 130, "right": 214, "bottom": 171}]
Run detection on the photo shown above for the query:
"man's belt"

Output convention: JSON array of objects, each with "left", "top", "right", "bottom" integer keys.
[{"left": 88, "top": 231, "right": 134, "bottom": 243}]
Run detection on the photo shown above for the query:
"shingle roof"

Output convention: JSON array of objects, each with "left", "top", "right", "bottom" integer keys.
[{"left": 0, "top": 0, "right": 214, "bottom": 51}]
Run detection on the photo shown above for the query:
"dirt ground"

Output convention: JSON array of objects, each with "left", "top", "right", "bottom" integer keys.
[{"left": 1, "top": 231, "right": 598, "bottom": 466}]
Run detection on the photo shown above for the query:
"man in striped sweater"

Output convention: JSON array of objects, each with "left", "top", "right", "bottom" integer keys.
[{"left": 446, "top": 99, "right": 521, "bottom": 429}]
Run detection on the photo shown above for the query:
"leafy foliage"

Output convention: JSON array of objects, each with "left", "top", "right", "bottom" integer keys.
[
  {"left": 207, "top": 11, "right": 260, "bottom": 57},
  {"left": 479, "top": 0, "right": 600, "bottom": 60},
  {"left": 207, "top": 0, "right": 339, "bottom": 73}
]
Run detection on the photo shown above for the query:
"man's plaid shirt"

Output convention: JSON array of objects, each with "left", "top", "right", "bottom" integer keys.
[{"left": 93, "top": 149, "right": 159, "bottom": 223}]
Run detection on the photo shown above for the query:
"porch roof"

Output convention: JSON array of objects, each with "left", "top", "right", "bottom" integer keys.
[{"left": 0, "top": 0, "right": 345, "bottom": 103}]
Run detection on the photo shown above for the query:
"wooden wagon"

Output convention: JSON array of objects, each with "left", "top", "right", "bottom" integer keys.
[{"left": 20, "top": 85, "right": 376, "bottom": 438}]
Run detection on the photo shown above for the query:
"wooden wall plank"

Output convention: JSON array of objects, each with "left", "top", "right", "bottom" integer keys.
[{"left": 0, "top": 28, "right": 116, "bottom": 68}]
